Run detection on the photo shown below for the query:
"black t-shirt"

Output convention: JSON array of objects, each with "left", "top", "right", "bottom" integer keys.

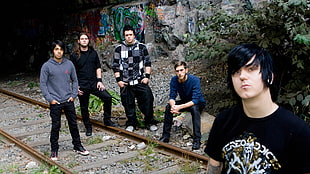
[
  {"left": 205, "top": 105, "right": 310, "bottom": 174},
  {"left": 70, "top": 49, "right": 101, "bottom": 89}
]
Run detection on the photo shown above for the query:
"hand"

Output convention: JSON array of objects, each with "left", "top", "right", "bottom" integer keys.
[
  {"left": 50, "top": 100, "right": 60, "bottom": 105},
  {"left": 117, "top": 81, "right": 128, "bottom": 88},
  {"left": 170, "top": 105, "right": 181, "bottom": 114},
  {"left": 141, "top": 78, "right": 149, "bottom": 84},
  {"left": 97, "top": 81, "right": 106, "bottom": 91},
  {"left": 67, "top": 97, "right": 74, "bottom": 102},
  {"left": 78, "top": 89, "right": 84, "bottom": 96}
]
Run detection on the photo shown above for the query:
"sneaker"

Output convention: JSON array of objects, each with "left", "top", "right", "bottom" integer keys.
[
  {"left": 158, "top": 136, "right": 169, "bottom": 143},
  {"left": 125, "top": 126, "right": 134, "bottom": 132},
  {"left": 192, "top": 141, "right": 201, "bottom": 150},
  {"left": 50, "top": 151, "right": 58, "bottom": 161},
  {"left": 149, "top": 125, "right": 158, "bottom": 131},
  {"left": 104, "top": 119, "right": 117, "bottom": 127},
  {"left": 73, "top": 146, "right": 89, "bottom": 156},
  {"left": 85, "top": 127, "right": 92, "bottom": 136}
]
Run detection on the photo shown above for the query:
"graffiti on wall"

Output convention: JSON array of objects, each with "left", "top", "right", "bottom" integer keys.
[
  {"left": 112, "top": 5, "right": 146, "bottom": 42},
  {"left": 67, "top": 2, "right": 156, "bottom": 44},
  {"left": 98, "top": 8, "right": 112, "bottom": 37}
]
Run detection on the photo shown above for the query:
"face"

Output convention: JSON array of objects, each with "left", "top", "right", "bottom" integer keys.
[
  {"left": 175, "top": 65, "right": 188, "bottom": 81},
  {"left": 231, "top": 55, "right": 267, "bottom": 100},
  {"left": 124, "top": 30, "right": 135, "bottom": 44},
  {"left": 78, "top": 34, "right": 89, "bottom": 47},
  {"left": 53, "top": 45, "right": 64, "bottom": 60}
]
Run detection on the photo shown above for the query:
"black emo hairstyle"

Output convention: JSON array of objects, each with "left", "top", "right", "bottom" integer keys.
[
  {"left": 123, "top": 25, "right": 135, "bottom": 36},
  {"left": 51, "top": 40, "right": 65, "bottom": 52},
  {"left": 227, "top": 43, "right": 278, "bottom": 101}
]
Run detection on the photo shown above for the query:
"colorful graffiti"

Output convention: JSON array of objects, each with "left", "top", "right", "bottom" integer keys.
[
  {"left": 66, "top": 2, "right": 156, "bottom": 44},
  {"left": 98, "top": 8, "right": 113, "bottom": 37},
  {"left": 111, "top": 5, "right": 146, "bottom": 42}
]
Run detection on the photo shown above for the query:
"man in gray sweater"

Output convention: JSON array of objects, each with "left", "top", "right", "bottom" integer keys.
[{"left": 40, "top": 40, "right": 89, "bottom": 160}]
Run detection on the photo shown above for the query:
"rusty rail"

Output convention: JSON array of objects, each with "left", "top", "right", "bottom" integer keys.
[
  {"left": 0, "top": 88, "right": 209, "bottom": 165},
  {"left": 0, "top": 129, "right": 74, "bottom": 174}
]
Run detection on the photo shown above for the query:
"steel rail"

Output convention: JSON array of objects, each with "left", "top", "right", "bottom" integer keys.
[
  {"left": 0, "top": 128, "right": 75, "bottom": 174},
  {"left": 0, "top": 88, "right": 209, "bottom": 165}
]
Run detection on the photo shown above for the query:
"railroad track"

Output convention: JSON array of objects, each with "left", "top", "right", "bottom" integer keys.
[{"left": 0, "top": 88, "right": 208, "bottom": 173}]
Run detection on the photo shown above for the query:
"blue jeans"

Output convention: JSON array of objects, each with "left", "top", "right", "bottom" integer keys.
[{"left": 49, "top": 101, "right": 82, "bottom": 151}]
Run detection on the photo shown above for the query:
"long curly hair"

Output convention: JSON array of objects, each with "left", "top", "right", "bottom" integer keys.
[{"left": 71, "top": 32, "right": 95, "bottom": 59}]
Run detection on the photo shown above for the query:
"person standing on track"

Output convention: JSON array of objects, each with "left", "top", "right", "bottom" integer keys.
[
  {"left": 112, "top": 25, "right": 158, "bottom": 132},
  {"left": 40, "top": 40, "right": 89, "bottom": 160},
  {"left": 70, "top": 32, "right": 117, "bottom": 137}
]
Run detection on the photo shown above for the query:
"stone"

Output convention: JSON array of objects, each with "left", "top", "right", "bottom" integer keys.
[
  {"left": 182, "top": 111, "right": 215, "bottom": 142},
  {"left": 137, "top": 142, "right": 147, "bottom": 150}
]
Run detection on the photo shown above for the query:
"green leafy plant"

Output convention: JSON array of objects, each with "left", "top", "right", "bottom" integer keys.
[
  {"left": 86, "top": 135, "right": 104, "bottom": 145},
  {"left": 27, "top": 81, "right": 39, "bottom": 89},
  {"left": 78, "top": 90, "right": 121, "bottom": 114},
  {"left": 46, "top": 166, "right": 64, "bottom": 174}
]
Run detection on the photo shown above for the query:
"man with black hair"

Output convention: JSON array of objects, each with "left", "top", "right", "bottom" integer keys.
[
  {"left": 40, "top": 40, "right": 89, "bottom": 161},
  {"left": 112, "top": 25, "right": 158, "bottom": 132},
  {"left": 205, "top": 43, "right": 310, "bottom": 173}
]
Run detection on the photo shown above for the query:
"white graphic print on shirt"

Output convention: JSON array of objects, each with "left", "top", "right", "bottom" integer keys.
[{"left": 222, "top": 132, "right": 281, "bottom": 174}]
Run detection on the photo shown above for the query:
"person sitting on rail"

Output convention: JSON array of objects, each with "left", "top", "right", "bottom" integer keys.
[
  {"left": 159, "top": 61, "right": 206, "bottom": 150},
  {"left": 40, "top": 40, "right": 89, "bottom": 160}
]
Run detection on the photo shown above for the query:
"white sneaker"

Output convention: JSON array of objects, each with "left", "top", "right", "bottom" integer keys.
[
  {"left": 149, "top": 125, "right": 158, "bottom": 131},
  {"left": 50, "top": 151, "right": 58, "bottom": 161},
  {"left": 74, "top": 146, "right": 89, "bottom": 156},
  {"left": 126, "top": 126, "right": 134, "bottom": 132}
]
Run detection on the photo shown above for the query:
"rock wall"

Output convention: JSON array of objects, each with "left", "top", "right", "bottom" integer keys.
[{"left": 63, "top": 0, "right": 264, "bottom": 109}]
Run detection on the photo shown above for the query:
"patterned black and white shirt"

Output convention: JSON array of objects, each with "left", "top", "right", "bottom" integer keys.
[{"left": 112, "top": 40, "right": 151, "bottom": 85}]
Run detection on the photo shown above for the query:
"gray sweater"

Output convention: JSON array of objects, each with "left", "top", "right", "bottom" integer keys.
[{"left": 40, "top": 58, "right": 78, "bottom": 103}]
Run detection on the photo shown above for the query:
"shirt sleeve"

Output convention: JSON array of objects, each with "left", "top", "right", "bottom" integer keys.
[
  {"left": 94, "top": 51, "right": 101, "bottom": 70},
  {"left": 169, "top": 77, "right": 178, "bottom": 100},
  {"left": 293, "top": 121, "right": 310, "bottom": 172},
  {"left": 40, "top": 63, "right": 53, "bottom": 103},
  {"left": 112, "top": 46, "right": 121, "bottom": 73},
  {"left": 204, "top": 111, "right": 226, "bottom": 162},
  {"left": 69, "top": 62, "right": 79, "bottom": 99},
  {"left": 142, "top": 44, "right": 151, "bottom": 67},
  {"left": 191, "top": 77, "right": 203, "bottom": 105}
]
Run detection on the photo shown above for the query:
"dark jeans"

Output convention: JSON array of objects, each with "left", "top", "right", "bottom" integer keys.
[
  {"left": 49, "top": 101, "right": 82, "bottom": 151},
  {"left": 120, "top": 83, "right": 156, "bottom": 127},
  {"left": 162, "top": 101, "right": 205, "bottom": 141},
  {"left": 78, "top": 88, "right": 112, "bottom": 129}
]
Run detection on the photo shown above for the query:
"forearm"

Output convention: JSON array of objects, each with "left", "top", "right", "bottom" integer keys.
[
  {"left": 179, "top": 101, "right": 194, "bottom": 110},
  {"left": 169, "top": 99, "right": 176, "bottom": 107},
  {"left": 206, "top": 158, "right": 222, "bottom": 174},
  {"left": 114, "top": 72, "right": 120, "bottom": 78},
  {"left": 96, "top": 68, "right": 102, "bottom": 78},
  {"left": 145, "top": 66, "right": 151, "bottom": 75}
]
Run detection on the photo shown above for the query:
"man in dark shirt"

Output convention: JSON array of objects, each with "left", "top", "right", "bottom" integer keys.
[
  {"left": 205, "top": 43, "right": 310, "bottom": 173},
  {"left": 159, "top": 61, "right": 206, "bottom": 150},
  {"left": 70, "top": 32, "right": 116, "bottom": 136}
]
